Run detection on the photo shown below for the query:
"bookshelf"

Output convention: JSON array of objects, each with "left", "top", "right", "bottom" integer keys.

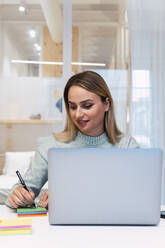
[{"left": 0, "top": 120, "right": 62, "bottom": 124}]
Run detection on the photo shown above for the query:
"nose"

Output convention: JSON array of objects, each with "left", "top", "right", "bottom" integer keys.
[{"left": 75, "top": 106, "right": 83, "bottom": 119}]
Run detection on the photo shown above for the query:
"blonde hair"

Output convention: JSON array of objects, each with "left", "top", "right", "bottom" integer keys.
[{"left": 54, "top": 71, "right": 123, "bottom": 144}]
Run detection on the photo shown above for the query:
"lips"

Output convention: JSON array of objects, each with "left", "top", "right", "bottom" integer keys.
[{"left": 77, "top": 120, "right": 89, "bottom": 126}]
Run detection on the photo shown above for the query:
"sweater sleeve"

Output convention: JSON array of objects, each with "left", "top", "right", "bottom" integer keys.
[
  {"left": 22, "top": 148, "right": 48, "bottom": 196},
  {"left": 127, "top": 136, "right": 140, "bottom": 148},
  {"left": 5, "top": 136, "right": 56, "bottom": 208},
  {"left": 5, "top": 149, "right": 48, "bottom": 208},
  {"left": 117, "top": 135, "right": 140, "bottom": 148}
]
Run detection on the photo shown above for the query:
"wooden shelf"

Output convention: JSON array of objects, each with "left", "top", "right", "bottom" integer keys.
[{"left": 0, "top": 120, "right": 62, "bottom": 124}]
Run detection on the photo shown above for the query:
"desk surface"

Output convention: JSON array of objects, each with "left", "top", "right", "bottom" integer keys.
[{"left": 1, "top": 205, "right": 165, "bottom": 248}]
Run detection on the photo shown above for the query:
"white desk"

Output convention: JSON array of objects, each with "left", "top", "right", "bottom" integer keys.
[{"left": 1, "top": 205, "right": 165, "bottom": 248}]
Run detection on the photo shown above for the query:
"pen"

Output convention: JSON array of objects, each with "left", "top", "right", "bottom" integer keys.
[
  {"left": 16, "top": 170, "right": 35, "bottom": 207},
  {"left": 16, "top": 170, "right": 29, "bottom": 192}
]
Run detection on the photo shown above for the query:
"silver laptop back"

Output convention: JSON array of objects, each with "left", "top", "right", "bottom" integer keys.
[{"left": 48, "top": 148, "right": 162, "bottom": 225}]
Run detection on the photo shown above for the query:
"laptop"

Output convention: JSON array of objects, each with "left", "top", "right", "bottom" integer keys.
[{"left": 48, "top": 148, "right": 162, "bottom": 225}]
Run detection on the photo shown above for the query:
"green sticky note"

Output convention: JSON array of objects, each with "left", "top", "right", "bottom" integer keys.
[{"left": 17, "top": 206, "right": 47, "bottom": 213}]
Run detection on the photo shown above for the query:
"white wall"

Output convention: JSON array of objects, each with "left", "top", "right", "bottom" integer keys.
[
  {"left": 0, "top": 23, "right": 4, "bottom": 76},
  {"left": 0, "top": 77, "right": 64, "bottom": 153},
  {"left": 0, "top": 77, "right": 64, "bottom": 120},
  {"left": 1, "top": 23, "right": 28, "bottom": 77}
]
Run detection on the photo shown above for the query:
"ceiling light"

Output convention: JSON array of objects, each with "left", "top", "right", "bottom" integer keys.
[
  {"left": 11, "top": 60, "right": 106, "bottom": 67},
  {"left": 19, "top": 5, "right": 25, "bottom": 12},
  {"left": 34, "top": 43, "right": 41, "bottom": 51},
  {"left": 29, "top": 29, "right": 36, "bottom": 38}
]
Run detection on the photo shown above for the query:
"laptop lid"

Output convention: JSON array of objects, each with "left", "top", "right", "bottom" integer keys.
[{"left": 48, "top": 148, "right": 162, "bottom": 225}]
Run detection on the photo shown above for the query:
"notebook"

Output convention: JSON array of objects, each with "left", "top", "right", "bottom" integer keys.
[{"left": 48, "top": 148, "right": 162, "bottom": 225}]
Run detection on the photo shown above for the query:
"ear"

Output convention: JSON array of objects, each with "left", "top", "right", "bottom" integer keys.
[{"left": 104, "top": 97, "right": 110, "bottom": 112}]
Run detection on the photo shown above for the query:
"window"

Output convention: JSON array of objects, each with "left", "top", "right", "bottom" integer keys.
[{"left": 131, "top": 70, "right": 151, "bottom": 147}]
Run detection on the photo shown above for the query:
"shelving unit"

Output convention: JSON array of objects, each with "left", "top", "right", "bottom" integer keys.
[
  {"left": 0, "top": 119, "right": 63, "bottom": 152},
  {"left": 0, "top": 120, "right": 62, "bottom": 124}
]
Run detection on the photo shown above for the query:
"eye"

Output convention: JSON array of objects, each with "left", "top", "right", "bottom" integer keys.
[
  {"left": 82, "top": 104, "right": 93, "bottom": 109},
  {"left": 69, "top": 104, "right": 77, "bottom": 110}
]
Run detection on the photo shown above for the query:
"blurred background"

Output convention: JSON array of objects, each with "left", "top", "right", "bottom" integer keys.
[{"left": 0, "top": 0, "right": 165, "bottom": 201}]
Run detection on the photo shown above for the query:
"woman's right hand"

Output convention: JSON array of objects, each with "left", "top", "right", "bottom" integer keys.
[{"left": 7, "top": 184, "right": 35, "bottom": 208}]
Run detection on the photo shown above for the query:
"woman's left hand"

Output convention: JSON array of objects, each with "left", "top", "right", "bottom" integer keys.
[{"left": 37, "top": 190, "right": 48, "bottom": 209}]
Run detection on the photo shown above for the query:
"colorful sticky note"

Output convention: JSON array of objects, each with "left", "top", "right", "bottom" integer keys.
[
  {"left": 0, "top": 219, "right": 32, "bottom": 235},
  {"left": 17, "top": 206, "right": 47, "bottom": 217},
  {"left": 0, "top": 229, "right": 31, "bottom": 235}
]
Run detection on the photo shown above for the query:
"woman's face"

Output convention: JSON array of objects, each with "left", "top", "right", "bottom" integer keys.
[{"left": 68, "top": 86, "right": 109, "bottom": 136}]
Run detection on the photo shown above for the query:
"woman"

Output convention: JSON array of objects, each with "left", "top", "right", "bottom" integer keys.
[{"left": 6, "top": 71, "right": 139, "bottom": 209}]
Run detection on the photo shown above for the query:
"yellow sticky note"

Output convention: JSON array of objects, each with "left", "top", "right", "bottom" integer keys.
[
  {"left": 0, "top": 219, "right": 32, "bottom": 227},
  {"left": 0, "top": 219, "right": 32, "bottom": 235},
  {"left": 0, "top": 229, "right": 31, "bottom": 235}
]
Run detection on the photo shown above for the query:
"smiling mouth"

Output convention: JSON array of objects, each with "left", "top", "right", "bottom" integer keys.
[{"left": 77, "top": 120, "right": 89, "bottom": 126}]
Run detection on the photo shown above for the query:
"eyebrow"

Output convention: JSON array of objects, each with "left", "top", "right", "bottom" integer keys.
[{"left": 68, "top": 99, "right": 94, "bottom": 104}]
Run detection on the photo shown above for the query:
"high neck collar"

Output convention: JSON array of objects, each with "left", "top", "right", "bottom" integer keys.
[{"left": 76, "top": 131, "right": 109, "bottom": 146}]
